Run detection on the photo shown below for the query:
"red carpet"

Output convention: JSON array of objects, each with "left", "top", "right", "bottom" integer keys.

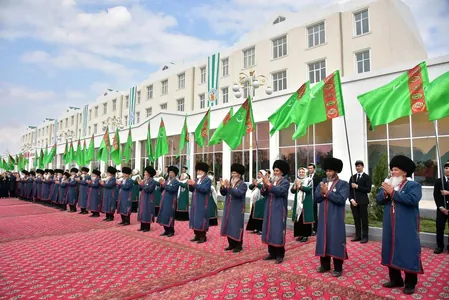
[{"left": 1, "top": 198, "right": 448, "bottom": 300}]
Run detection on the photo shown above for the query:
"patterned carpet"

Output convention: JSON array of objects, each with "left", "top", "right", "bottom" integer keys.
[{"left": 0, "top": 198, "right": 448, "bottom": 300}]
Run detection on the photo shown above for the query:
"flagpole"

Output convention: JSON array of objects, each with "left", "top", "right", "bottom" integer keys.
[
  {"left": 434, "top": 121, "right": 447, "bottom": 209},
  {"left": 343, "top": 114, "right": 357, "bottom": 202}
]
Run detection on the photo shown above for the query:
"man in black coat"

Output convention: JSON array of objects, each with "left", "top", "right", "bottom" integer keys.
[
  {"left": 349, "top": 160, "right": 372, "bottom": 243},
  {"left": 307, "top": 163, "right": 321, "bottom": 235},
  {"left": 433, "top": 161, "right": 449, "bottom": 254},
  {"left": 9, "top": 172, "right": 16, "bottom": 197}
]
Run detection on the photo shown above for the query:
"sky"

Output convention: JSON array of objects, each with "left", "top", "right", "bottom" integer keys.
[{"left": 0, "top": 0, "right": 448, "bottom": 156}]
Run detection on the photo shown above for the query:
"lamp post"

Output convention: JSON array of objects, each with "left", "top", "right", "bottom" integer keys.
[
  {"left": 232, "top": 69, "right": 272, "bottom": 180},
  {"left": 57, "top": 129, "right": 77, "bottom": 143},
  {"left": 102, "top": 116, "right": 125, "bottom": 132}
]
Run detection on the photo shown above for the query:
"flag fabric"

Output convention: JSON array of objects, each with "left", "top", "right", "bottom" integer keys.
[
  {"left": 154, "top": 119, "right": 169, "bottom": 160},
  {"left": 194, "top": 109, "right": 210, "bottom": 147},
  {"left": 39, "top": 149, "right": 45, "bottom": 169},
  {"left": 128, "top": 86, "right": 137, "bottom": 126},
  {"left": 146, "top": 122, "right": 154, "bottom": 163},
  {"left": 209, "top": 107, "right": 234, "bottom": 146},
  {"left": 85, "top": 134, "right": 95, "bottom": 165},
  {"left": 0, "top": 159, "right": 4, "bottom": 170},
  {"left": 110, "top": 128, "right": 121, "bottom": 165},
  {"left": 8, "top": 155, "right": 15, "bottom": 171},
  {"left": 220, "top": 97, "right": 255, "bottom": 150},
  {"left": 268, "top": 82, "right": 310, "bottom": 135},
  {"left": 33, "top": 149, "right": 38, "bottom": 168},
  {"left": 63, "top": 140, "right": 68, "bottom": 164},
  {"left": 207, "top": 53, "right": 220, "bottom": 107},
  {"left": 357, "top": 62, "right": 429, "bottom": 129},
  {"left": 123, "top": 127, "right": 133, "bottom": 164},
  {"left": 292, "top": 71, "right": 345, "bottom": 139},
  {"left": 75, "top": 139, "right": 84, "bottom": 166},
  {"left": 426, "top": 71, "right": 449, "bottom": 121},
  {"left": 97, "top": 127, "right": 110, "bottom": 164},
  {"left": 68, "top": 141, "right": 75, "bottom": 163},
  {"left": 177, "top": 116, "right": 189, "bottom": 158},
  {"left": 45, "top": 143, "right": 56, "bottom": 165},
  {"left": 43, "top": 144, "right": 49, "bottom": 166}
]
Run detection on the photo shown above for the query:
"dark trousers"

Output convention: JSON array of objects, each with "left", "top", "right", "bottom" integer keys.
[
  {"left": 268, "top": 245, "right": 285, "bottom": 258},
  {"left": 194, "top": 230, "right": 206, "bottom": 238},
  {"left": 9, "top": 190, "right": 15, "bottom": 197},
  {"left": 313, "top": 200, "right": 318, "bottom": 232},
  {"left": 436, "top": 209, "right": 449, "bottom": 249},
  {"left": 351, "top": 203, "right": 369, "bottom": 239},
  {"left": 389, "top": 267, "right": 417, "bottom": 288},
  {"left": 164, "top": 226, "right": 174, "bottom": 234},
  {"left": 320, "top": 256, "right": 343, "bottom": 272},
  {"left": 227, "top": 237, "right": 242, "bottom": 249}
]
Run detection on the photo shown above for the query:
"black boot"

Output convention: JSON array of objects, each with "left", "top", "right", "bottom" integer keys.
[{"left": 118, "top": 215, "right": 125, "bottom": 225}]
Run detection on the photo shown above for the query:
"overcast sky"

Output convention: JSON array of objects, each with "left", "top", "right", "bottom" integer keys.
[{"left": 0, "top": 0, "right": 448, "bottom": 155}]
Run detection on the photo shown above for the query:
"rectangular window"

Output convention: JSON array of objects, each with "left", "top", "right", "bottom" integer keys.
[
  {"left": 161, "top": 80, "right": 168, "bottom": 95},
  {"left": 95, "top": 107, "right": 98, "bottom": 117},
  {"left": 222, "top": 58, "right": 229, "bottom": 77},
  {"left": 103, "top": 103, "right": 107, "bottom": 115},
  {"left": 112, "top": 99, "right": 117, "bottom": 111},
  {"left": 178, "top": 73, "right": 186, "bottom": 89},
  {"left": 356, "top": 50, "right": 371, "bottom": 73},
  {"left": 272, "top": 70, "right": 287, "bottom": 92},
  {"left": 137, "top": 91, "right": 141, "bottom": 104},
  {"left": 94, "top": 124, "right": 97, "bottom": 134},
  {"left": 124, "top": 116, "right": 128, "bottom": 125},
  {"left": 125, "top": 96, "right": 129, "bottom": 108},
  {"left": 177, "top": 98, "right": 185, "bottom": 112},
  {"left": 146, "top": 107, "right": 152, "bottom": 118},
  {"left": 199, "top": 94, "right": 205, "bottom": 109},
  {"left": 160, "top": 103, "right": 167, "bottom": 110},
  {"left": 308, "top": 60, "right": 326, "bottom": 84},
  {"left": 243, "top": 81, "right": 251, "bottom": 99},
  {"left": 307, "top": 22, "right": 325, "bottom": 48},
  {"left": 71, "top": 116, "right": 74, "bottom": 126},
  {"left": 136, "top": 112, "right": 140, "bottom": 124},
  {"left": 221, "top": 87, "right": 229, "bottom": 104},
  {"left": 354, "top": 9, "right": 369, "bottom": 36},
  {"left": 243, "top": 47, "right": 255, "bottom": 68},
  {"left": 147, "top": 85, "right": 153, "bottom": 99},
  {"left": 89, "top": 109, "right": 92, "bottom": 120},
  {"left": 272, "top": 35, "right": 287, "bottom": 59},
  {"left": 65, "top": 118, "right": 68, "bottom": 128},
  {"left": 200, "top": 67, "right": 206, "bottom": 84}
]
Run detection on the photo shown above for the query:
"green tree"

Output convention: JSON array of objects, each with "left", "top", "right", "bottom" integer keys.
[{"left": 368, "top": 152, "right": 388, "bottom": 221}]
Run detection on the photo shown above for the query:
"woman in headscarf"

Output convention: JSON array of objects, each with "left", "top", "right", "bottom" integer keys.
[
  {"left": 175, "top": 172, "right": 190, "bottom": 221},
  {"left": 291, "top": 167, "right": 314, "bottom": 242},
  {"left": 153, "top": 170, "right": 162, "bottom": 216},
  {"left": 246, "top": 170, "right": 266, "bottom": 235}
]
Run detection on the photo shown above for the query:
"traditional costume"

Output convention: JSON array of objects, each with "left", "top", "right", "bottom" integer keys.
[
  {"left": 41, "top": 170, "right": 53, "bottom": 205},
  {"left": 57, "top": 172, "right": 69, "bottom": 211},
  {"left": 157, "top": 166, "right": 180, "bottom": 236},
  {"left": 246, "top": 170, "right": 266, "bottom": 234},
  {"left": 67, "top": 168, "right": 79, "bottom": 212},
  {"left": 117, "top": 167, "right": 134, "bottom": 225},
  {"left": 131, "top": 169, "right": 141, "bottom": 213},
  {"left": 35, "top": 169, "right": 44, "bottom": 202},
  {"left": 376, "top": 155, "right": 423, "bottom": 295},
  {"left": 51, "top": 170, "right": 62, "bottom": 207},
  {"left": 189, "top": 162, "right": 211, "bottom": 243},
  {"left": 101, "top": 166, "right": 117, "bottom": 221},
  {"left": 208, "top": 171, "right": 218, "bottom": 226},
  {"left": 315, "top": 157, "right": 349, "bottom": 277},
  {"left": 220, "top": 163, "right": 247, "bottom": 253},
  {"left": 153, "top": 171, "right": 162, "bottom": 216},
  {"left": 291, "top": 168, "right": 314, "bottom": 242},
  {"left": 138, "top": 166, "right": 157, "bottom": 232},
  {"left": 261, "top": 160, "right": 290, "bottom": 264},
  {"left": 87, "top": 170, "right": 102, "bottom": 217},
  {"left": 78, "top": 168, "right": 90, "bottom": 214},
  {"left": 175, "top": 173, "right": 190, "bottom": 221}
]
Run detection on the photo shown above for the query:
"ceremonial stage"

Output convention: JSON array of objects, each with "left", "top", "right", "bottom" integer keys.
[{"left": 0, "top": 198, "right": 448, "bottom": 300}]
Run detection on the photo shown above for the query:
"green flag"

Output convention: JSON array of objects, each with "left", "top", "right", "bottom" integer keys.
[
  {"left": 194, "top": 109, "right": 210, "bottom": 147},
  {"left": 43, "top": 144, "right": 49, "bottom": 166},
  {"left": 63, "top": 140, "right": 68, "bottom": 164},
  {"left": 8, "top": 155, "right": 15, "bottom": 171},
  {"left": 33, "top": 149, "right": 38, "bottom": 168},
  {"left": 358, "top": 62, "right": 429, "bottom": 129},
  {"left": 97, "top": 127, "right": 110, "bottom": 164},
  {"left": 146, "top": 122, "right": 154, "bottom": 163},
  {"left": 221, "top": 97, "right": 255, "bottom": 150},
  {"left": 209, "top": 107, "right": 233, "bottom": 146},
  {"left": 154, "top": 118, "right": 169, "bottom": 160},
  {"left": 427, "top": 71, "right": 449, "bottom": 121},
  {"left": 110, "top": 128, "right": 121, "bottom": 165},
  {"left": 292, "top": 71, "right": 345, "bottom": 139},
  {"left": 45, "top": 143, "right": 56, "bottom": 166},
  {"left": 85, "top": 134, "right": 95, "bottom": 165},
  {"left": 268, "top": 82, "right": 310, "bottom": 136},
  {"left": 75, "top": 139, "right": 84, "bottom": 166},
  {"left": 39, "top": 149, "right": 45, "bottom": 168},
  {"left": 123, "top": 127, "right": 133, "bottom": 164},
  {"left": 0, "top": 158, "right": 4, "bottom": 170},
  {"left": 68, "top": 141, "right": 75, "bottom": 163},
  {"left": 177, "top": 116, "right": 189, "bottom": 158}
]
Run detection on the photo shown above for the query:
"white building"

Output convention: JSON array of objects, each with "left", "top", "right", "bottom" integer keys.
[{"left": 13, "top": 0, "right": 449, "bottom": 202}]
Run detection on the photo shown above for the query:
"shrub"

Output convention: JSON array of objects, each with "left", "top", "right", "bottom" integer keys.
[{"left": 368, "top": 152, "right": 388, "bottom": 221}]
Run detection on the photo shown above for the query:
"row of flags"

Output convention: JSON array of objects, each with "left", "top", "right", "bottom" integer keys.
[{"left": 2, "top": 61, "right": 448, "bottom": 172}]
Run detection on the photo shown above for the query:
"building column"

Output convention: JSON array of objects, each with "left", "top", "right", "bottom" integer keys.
[
  {"left": 249, "top": 131, "right": 253, "bottom": 182},
  {"left": 269, "top": 126, "right": 280, "bottom": 168},
  {"left": 222, "top": 143, "right": 231, "bottom": 180},
  {"left": 134, "top": 140, "right": 141, "bottom": 171},
  {"left": 188, "top": 133, "right": 195, "bottom": 174}
]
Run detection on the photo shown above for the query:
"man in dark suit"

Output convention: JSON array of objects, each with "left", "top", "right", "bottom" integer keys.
[
  {"left": 308, "top": 163, "right": 321, "bottom": 235},
  {"left": 349, "top": 160, "right": 372, "bottom": 243},
  {"left": 433, "top": 161, "right": 449, "bottom": 254}
]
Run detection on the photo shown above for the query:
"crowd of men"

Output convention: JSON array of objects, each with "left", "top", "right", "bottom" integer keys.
[{"left": 1, "top": 153, "right": 448, "bottom": 296}]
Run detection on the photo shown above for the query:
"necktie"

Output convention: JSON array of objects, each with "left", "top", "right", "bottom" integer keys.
[{"left": 357, "top": 174, "right": 361, "bottom": 182}]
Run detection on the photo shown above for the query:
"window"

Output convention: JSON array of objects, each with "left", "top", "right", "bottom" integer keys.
[
  {"left": 147, "top": 85, "right": 153, "bottom": 99},
  {"left": 178, "top": 73, "right": 186, "bottom": 89},
  {"left": 200, "top": 67, "right": 206, "bottom": 84},
  {"left": 89, "top": 109, "right": 92, "bottom": 120},
  {"left": 93, "top": 124, "right": 97, "bottom": 134},
  {"left": 136, "top": 112, "right": 140, "bottom": 124},
  {"left": 273, "top": 16, "right": 286, "bottom": 24},
  {"left": 272, "top": 70, "right": 287, "bottom": 92},
  {"left": 125, "top": 96, "right": 129, "bottom": 108},
  {"left": 79, "top": 113, "right": 82, "bottom": 123},
  {"left": 221, "top": 87, "right": 229, "bottom": 104},
  {"left": 307, "top": 22, "right": 325, "bottom": 48},
  {"left": 160, "top": 103, "right": 167, "bottom": 110},
  {"left": 137, "top": 91, "right": 141, "bottom": 104},
  {"left": 308, "top": 60, "right": 326, "bottom": 84},
  {"left": 71, "top": 116, "right": 74, "bottom": 126},
  {"left": 65, "top": 118, "right": 68, "bottom": 128},
  {"left": 243, "top": 47, "right": 255, "bottom": 68},
  {"left": 124, "top": 116, "right": 128, "bottom": 125},
  {"left": 356, "top": 50, "right": 371, "bottom": 73},
  {"left": 243, "top": 81, "right": 251, "bottom": 99},
  {"left": 161, "top": 80, "right": 168, "bottom": 95},
  {"left": 146, "top": 107, "right": 152, "bottom": 118},
  {"left": 103, "top": 103, "right": 107, "bottom": 115},
  {"left": 272, "top": 35, "right": 287, "bottom": 59},
  {"left": 222, "top": 58, "right": 229, "bottom": 77},
  {"left": 95, "top": 106, "right": 98, "bottom": 117},
  {"left": 177, "top": 98, "right": 185, "bottom": 112},
  {"left": 354, "top": 9, "right": 369, "bottom": 36},
  {"left": 199, "top": 94, "right": 205, "bottom": 109},
  {"left": 112, "top": 99, "right": 117, "bottom": 111}
]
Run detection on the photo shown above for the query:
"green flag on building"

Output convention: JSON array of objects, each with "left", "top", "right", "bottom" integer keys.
[
  {"left": 110, "top": 128, "right": 121, "bottom": 165},
  {"left": 209, "top": 107, "right": 233, "bottom": 146},
  {"left": 426, "top": 71, "right": 449, "bottom": 121},
  {"left": 154, "top": 118, "right": 169, "bottom": 160},
  {"left": 221, "top": 97, "right": 255, "bottom": 150},
  {"left": 194, "top": 109, "right": 210, "bottom": 148},
  {"left": 177, "top": 116, "right": 189, "bottom": 158}
]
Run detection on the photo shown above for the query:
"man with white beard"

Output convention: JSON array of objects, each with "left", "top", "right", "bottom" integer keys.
[
  {"left": 157, "top": 166, "right": 180, "bottom": 237},
  {"left": 376, "top": 155, "right": 423, "bottom": 295}
]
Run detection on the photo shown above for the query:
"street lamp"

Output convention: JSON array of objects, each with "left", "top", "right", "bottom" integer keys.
[
  {"left": 232, "top": 70, "right": 272, "bottom": 99},
  {"left": 57, "top": 129, "right": 77, "bottom": 143},
  {"left": 102, "top": 116, "right": 125, "bottom": 132}
]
